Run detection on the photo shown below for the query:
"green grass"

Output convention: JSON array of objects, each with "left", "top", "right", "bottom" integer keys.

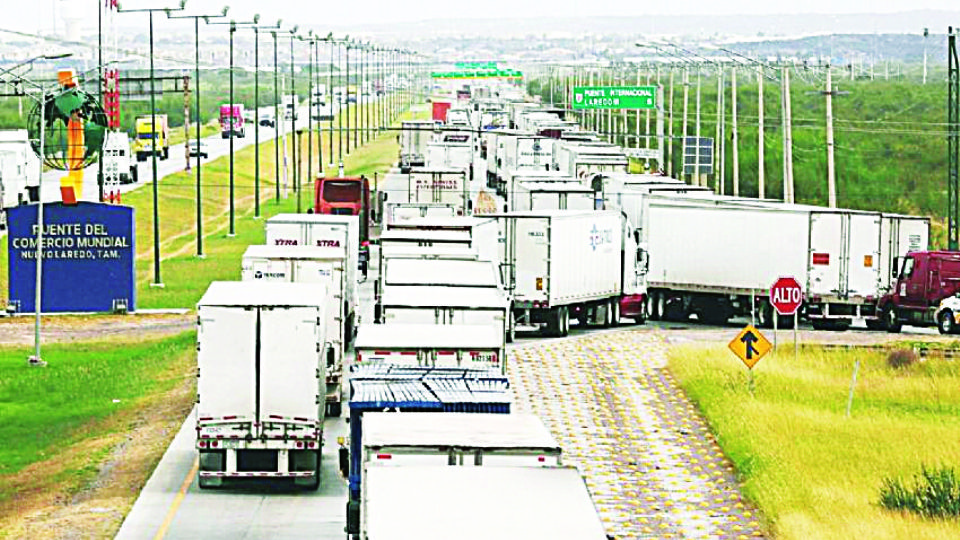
[
  {"left": 1, "top": 100, "right": 417, "bottom": 309},
  {"left": 668, "top": 345, "right": 960, "bottom": 539},
  {"left": 0, "top": 332, "right": 195, "bottom": 478}
]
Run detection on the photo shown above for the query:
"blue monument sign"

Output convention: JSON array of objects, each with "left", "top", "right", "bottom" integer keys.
[{"left": 7, "top": 202, "right": 135, "bottom": 313}]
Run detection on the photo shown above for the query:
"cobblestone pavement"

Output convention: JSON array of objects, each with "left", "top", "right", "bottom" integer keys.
[{"left": 509, "top": 329, "right": 765, "bottom": 539}]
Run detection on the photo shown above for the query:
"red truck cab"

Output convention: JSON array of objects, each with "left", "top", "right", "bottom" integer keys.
[
  {"left": 878, "top": 250, "right": 960, "bottom": 332},
  {"left": 314, "top": 175, "right": 371, "bottom": 273}
]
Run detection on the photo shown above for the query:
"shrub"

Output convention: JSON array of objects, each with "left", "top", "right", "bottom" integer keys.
[
  {"left": 887, "top": 348, "right": 919, "bottom": 369},
  {"left": 880, "top": 466, "right": 960, "bottom": 518}
]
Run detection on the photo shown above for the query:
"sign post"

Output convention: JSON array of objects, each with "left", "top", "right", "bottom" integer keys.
[{"left": 770, "top": 276, "right": 803, "bottom": 359}]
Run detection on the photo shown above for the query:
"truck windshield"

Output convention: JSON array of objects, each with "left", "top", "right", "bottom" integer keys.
[
  {"left": 901, "top": 257, "right": 915, "bottom": 278},
  {"left": 322, "top": 181, "right": 361, "bottom": 202}
]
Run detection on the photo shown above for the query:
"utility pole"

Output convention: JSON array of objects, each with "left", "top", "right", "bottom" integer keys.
[
  {"left": 715, "top": 66, "right": 724, "bottom": 195},
  {"left": 758, "top": 65, "right": 765, "bottom": 199},
  {"left": 732, "top": 66, "right": 739, "bottom": 196},
  {"left": 635, "top": 64, "right": 641, "bottom": 149},
  {"left": 682, "top": 67, "right": 689, "bottom": 183},
  {"left": 781, "top": 65, "right": 794, "bottom": 203},
  {"left": 667, "top": 68, "right": 675, "bottom": 177},
  {"left": 695, "top": 66, "right": 702, "bottom": 187},
  {"left": 948, "top": 27, "right": 959, "bottom": 250},
  {"left": 825, "top": 65, "right": 837, "bottom": 207},
  {"left": 923, "top": 28, "right": 929, "bottom": 85}
]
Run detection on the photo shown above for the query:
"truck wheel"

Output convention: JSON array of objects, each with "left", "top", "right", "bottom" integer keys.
[
  {"left": 644, "top": 293, "right": 659, "bottom": 321},
  {"left": 505, "top": 311, "right": 516, "bottom": 343},
  {"left": 326, "top": 400, "right": 342, "bottom": 418},
  {"left": 882, "top": 306, "right": 902, "bottom": 333},
  {"left": 938, "top": 310, "right": 956, "bottom": 335},
  {"left": 560, "top": 307, "right": 570, "bottom": 337},
  {"left": 610, "top": 299, "right": 621, "bottom": 327}
]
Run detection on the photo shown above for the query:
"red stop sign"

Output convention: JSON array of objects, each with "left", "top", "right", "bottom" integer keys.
[{"left": 770, "top": 276, "right": 803, "bottom": 315}]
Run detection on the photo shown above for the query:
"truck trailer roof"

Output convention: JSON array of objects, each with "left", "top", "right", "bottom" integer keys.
[
  {"left": 243, "top": 244, "right": 346, "bottom": 260},
  {"left": 198, "top": 281, "right": 327, "bottom": 307},
  {"left": 384, "top": 258, "right": 499, "bottom": 287},
  {"left": 363, "top": 466, "right": 606, "bottom": 540},
  {"left": 381, "top": 286, "right": 508, "bottom": 309},
  {"left": 361, "top": 412, "right": 559, "bottom": 451},
  {"left": 355, "top": 324, "right": 502, "bottom": 350}
]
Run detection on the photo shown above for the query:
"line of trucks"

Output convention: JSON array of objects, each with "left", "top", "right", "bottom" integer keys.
[{"left": 385, "top": 81, "right": 956, "bottom": 333}]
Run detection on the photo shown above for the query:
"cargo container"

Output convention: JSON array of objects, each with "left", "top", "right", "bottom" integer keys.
[
  {"left": 383, "top": 202, "right": 457, "bottom": 225},
  {"left": 641, "top": 195, "right": 886, "bottom": 328},
  {"left": 878, "top": 214, "right": 931, "bottom": 297},
  {"left": 240, "top": 245, "right": 350, "bottom": 417},
  {"left": 481, "top": 129, "right": 533, "bottom": 189},
  {"left": 264, "top": 213, "right": 360, "bottom": 333},
  {"left": 554, "top": 141, "right": 629, "bottom": 179},
  {"left": 495, "top": 209, "right": 643, "bottom": 336},
  {"left": 379, "top": 168, "right": 470, "bottom": 216},
  {"left": 354, "top": 324, "right": 505, "bottom": 373},
  {"left": 344, "top": 365, "right": 511, "bottom": 537},
  {"left": 878, "top": 250, "right": 960, "bottom": 333},
  {"left": 378, "top": 285, "right": 510, "bottom": 340},
  {"left": 425, "top": 139, "right": 472, "bottom": 174},
  {"left": 362, "top": 467, "right": 606, "bottom": 540},
  {"left": 383, "top": 216, "right": 500, "bottom": 263},
  {"left": 493, "top": 134, "right": 554, "bottom": 196},
  {"left": 399, "top": 120, "right": 434, "bottom": 172},
  {"left": 511, "top": 181, "right": 595, "bottom": 212},
  {"left": 195, "top": 281, "right": 327, "bottom": 490},
  {"left": 431, "top": 101, "right": 451, "bottom": 123}
]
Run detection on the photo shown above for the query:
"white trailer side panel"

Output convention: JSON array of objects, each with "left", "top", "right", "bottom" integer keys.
[
  {"left": 644, "top": 201, "right": 810, "bottom": 293},
  {"left": 808, "top": 212, "right": 881, "bottom": 300},
  {"left": 510, "top": 217, "right": 551, "bottom": 305},
  {"left": 259, "top": 306, "right": 324, "bottom": 423},
  {"left": 197, "top": 306, "right": 257, "bottom": 425},
  {"left": 548, "top": 212, "right": 621, "bottom": 304}
]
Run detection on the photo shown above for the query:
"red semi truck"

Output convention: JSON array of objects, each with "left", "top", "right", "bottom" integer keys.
[
  {"left": 877, "top": 250, "right": 960, "bottom": 332},
  {"left": 314, "top": 176, "right": 371, "bottom": 275},
  {"left": 219, "top": 104, "right": 245, "bottom": 138}
]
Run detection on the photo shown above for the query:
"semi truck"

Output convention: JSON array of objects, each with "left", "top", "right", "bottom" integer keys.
[
  {"left": 399, "top": 119, "right": 434, "bottom": 172},
  {"left": 133, "top": 114, "right": 169, "bottom": 162},
  {"left": 219, "top": 104, "right": 246, "bottom": 138},
  {"left": 379, "top": 168, "right": 470, "bottom": 216},
  {"left": 101, "top": 131, "right": 138, "bottom": 185},
  {"left": 554, "top": 141, "right": 629, "bottom": 179},
  {"left": 492, "top": 134, "right": 554, "bottom": 196},
  {"left": 344, "top": 366, "right": 512, "bottom": 539},
  {"left": 264, "top": 213, "right": 360, "bottom": 341},
  {"left": 377, "top": 285, "right": 511, "bottom": 342},
  {"left": 312, "top": 178, "right": 372, "bottom": 273},
  {"left": 877, "top": 250, "right": 960, "bottom": 333},
  {"left": 0, "top": 130, "right": 42, "bottom": 226},
  {"left": 425, "top": 138, "right": 472, "bottom": 173},
  {"left": 496, "top": 209, "right": 645, "bottom": 337},
  {"left": 641, "top": 195, "right": 888, "bottom": 329},
  {"left": 354, "top": 324, "right": 505, "bottom": 373},
  {"left": 240, "top": 244, "right": 350, "bottom": 417},
  {"left": 195, "top": 281, "right": 328, "bottom": 490}
]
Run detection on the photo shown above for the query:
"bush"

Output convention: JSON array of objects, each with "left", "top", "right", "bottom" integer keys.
[
  {"left": 887, "top": 348, "right": 919, "bottom": 369},
  {"left": 880, "top": 466, "right": 960, "bottom": 518}
]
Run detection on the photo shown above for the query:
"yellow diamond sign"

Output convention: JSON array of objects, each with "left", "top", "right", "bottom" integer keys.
[{"left": 728, "top": 325, "right": 772, "bottom": 369}]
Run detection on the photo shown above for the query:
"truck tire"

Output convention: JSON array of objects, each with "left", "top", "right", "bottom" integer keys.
[
  {"left": 882, "top": 305, "right": 902, "bottom": 333},
  {"left": 326, "top": 400, "right": 342, "bottom": 418},
  {"left": 543, "top": 308, "right": 563, "bottom": 337},
  {"left": 609, "top": 299, "right": 620, "bottom": 327},
  {"left": 560, "top": 307, "right": 570, "bottom": 337},
  {"left": 938, "top": 310, "right": 956, "bottom": 335},
  {"left": 644, "top": 293, "right": 659, "bottom": 321},
  {"left": 505, "top": 310, "right": 516, "bottom": 343}
]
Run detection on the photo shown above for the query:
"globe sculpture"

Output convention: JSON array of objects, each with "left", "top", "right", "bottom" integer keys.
[{"left": 27, "top": 87, "right": 108, "bottom": 170}]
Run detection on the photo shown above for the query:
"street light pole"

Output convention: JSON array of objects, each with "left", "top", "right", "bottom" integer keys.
[
  {"left": 167, "top": 6, "right": 228, "bottom": 257},
  {"left": 118, "top": 0, "right": 186, "bottom": 287},
  {"left": 289, "top": 27, "right": 300, "bottom": 212},
  {"left": 273, "top": 30, "right": 280, "bottom": 202},
  {"left": 246, "top": 20, "right": 282, "bottom": 219},
  {"left": 345, "top": 40, "right": 351, "bottom": 155}
]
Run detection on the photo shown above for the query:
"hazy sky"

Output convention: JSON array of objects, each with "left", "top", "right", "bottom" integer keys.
[{"left": 3, "top": 0, "right": 956, "bottom": 35}]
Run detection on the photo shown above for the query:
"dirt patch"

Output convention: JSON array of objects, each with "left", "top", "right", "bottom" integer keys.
[
  {"left": 0, "top": 342, "right": 195, "bottom": 540},
  {"left": 0, "top": 313, "right": 193, "bottom": 347}
]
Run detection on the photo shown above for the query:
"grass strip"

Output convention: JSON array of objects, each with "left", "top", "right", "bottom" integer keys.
[{"left": 668, "top": 344, "right": 960, "bottom": 539}]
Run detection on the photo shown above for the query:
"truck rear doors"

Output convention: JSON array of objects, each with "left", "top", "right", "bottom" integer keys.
[
  {"left": 808, "top": 211, "right": 881, "bottom": 301},
  {"left": 259, "top": 307, "right": 323, "bottom": 438}
]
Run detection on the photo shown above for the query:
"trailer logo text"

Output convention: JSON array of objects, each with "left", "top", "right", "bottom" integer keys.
[{"left": 589, "top": 224, "right": 613, "bottom": 251}]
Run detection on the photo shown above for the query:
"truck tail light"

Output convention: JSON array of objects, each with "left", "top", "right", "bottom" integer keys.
[
  {"left": 812, "top": 253, "right": 830, "bottom": 265},
  {"left": 198, "top": 440, "right": 208, "bottom": 448},
  {"left": 536, "top": 277, "right": 543, "bottom": 290},
  {"left": 864, "top": 255, "right": 874, "bottom": 267},
  {"left": 376, "top": 453, "right": 392, "bottom": 460}
]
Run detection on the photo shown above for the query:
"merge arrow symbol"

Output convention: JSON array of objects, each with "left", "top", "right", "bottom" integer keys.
[{"left": 740, "top": 331, "right": 760, "bottom": 360}]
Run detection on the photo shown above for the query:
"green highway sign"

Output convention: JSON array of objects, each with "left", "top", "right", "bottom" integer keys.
[{"left": 572, "top": 86, "right": 657, "bottom": 110}]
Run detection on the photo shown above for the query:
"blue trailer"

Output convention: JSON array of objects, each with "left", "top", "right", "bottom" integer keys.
[{"left": 344, "top": 365, "right": 511, "bottom": 537}]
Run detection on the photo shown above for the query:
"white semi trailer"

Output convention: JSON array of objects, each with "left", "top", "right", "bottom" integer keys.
[
  {"left": 641, "top": 195, "right": 888, "bottom": 329},
  {"left": 378, "top": 285, "right": 510, "bottom": 342},
  {"left": 264, "top": 213, "right": 360, "bottom": 339},
  {"left": 195, "top": 281, "right": 328, "bottom": 490},
  {"left": 496, "top": 209, "right": 645, "bottom": 337},
  {"left": 354, "top": 324, "right": 505, "bottom": 373},
  {"left": 240, "top": 245, "right": 350, "bottom": 417},
  {"left": 379, "top": 168, "right": 470, "bottom": 216}
]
